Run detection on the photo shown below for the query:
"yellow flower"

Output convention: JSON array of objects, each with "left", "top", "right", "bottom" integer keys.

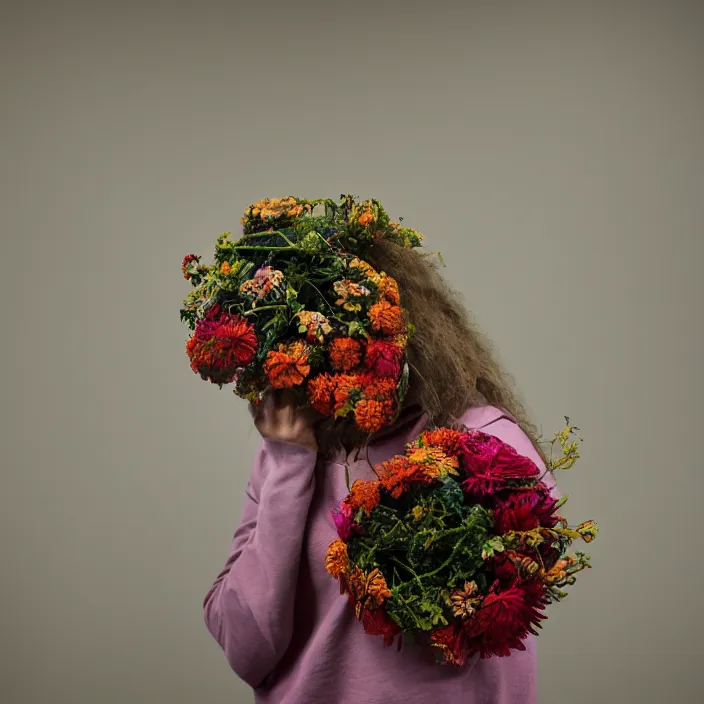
[
  {"left": 333, "top": 279, "right": 371, "bottom": 311},
  {"left": 348, "top": 257, "right": 382, "bottom": 284}
]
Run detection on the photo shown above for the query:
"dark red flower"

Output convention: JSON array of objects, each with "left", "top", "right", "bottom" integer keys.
[
  {"left": 459, "top": 431, "right": 541, "bottom": 498},
  {"left": 361, "top": 608, "right": 402, "bottom": 649},
  {"left": 365, "top": 338, "right": 404, "bottom": 378},
  {"left": 492, "top": 486, "right": 559, "bottom": 533},
  {"left": 429, "top": 623, "right": 469, "bottom": 665},
  {"left": 466, "top": 581, "right": 548, "bottom": 658},
  {"left": 186, "top": 312, "right": 258, "bottom": 384}
]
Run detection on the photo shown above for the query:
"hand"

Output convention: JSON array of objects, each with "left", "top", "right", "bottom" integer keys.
[{"left": 250, "top": 390, "right": 320, "bottom": 452}]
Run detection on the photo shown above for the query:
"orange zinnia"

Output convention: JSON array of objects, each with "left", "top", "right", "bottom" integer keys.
[
  {"left": 263, "top": 341, "right": 311, "bottom": 388},
  {"left": 329, "top": 337, "right": 363, "bottom": 372},
  {"left": 348, "top": 479, "right": 381, "bottom": 514},
  {"left": 369, "top": 300, "right": 405, "bottom": 335}
]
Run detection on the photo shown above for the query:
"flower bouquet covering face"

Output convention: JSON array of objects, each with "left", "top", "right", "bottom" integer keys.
[
  {"left": 180, "top": 196, "right": 424, "bottom": 433},
  {"left": 325, "top": 419, "right": 598, "bottom": 665}
]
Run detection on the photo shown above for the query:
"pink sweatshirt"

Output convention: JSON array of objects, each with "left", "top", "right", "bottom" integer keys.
[{"left": 203, "top": 405, "right": 558, "bottom": 703}]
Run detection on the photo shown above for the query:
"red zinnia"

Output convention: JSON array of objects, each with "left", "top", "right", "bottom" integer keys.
[{"left": 186, "top": 312, "right": 258, "bottom": 383}]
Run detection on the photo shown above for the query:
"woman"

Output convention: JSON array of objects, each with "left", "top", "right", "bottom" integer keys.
[{"left": 203, "top": 239, "right": 557, "bottom": 703}]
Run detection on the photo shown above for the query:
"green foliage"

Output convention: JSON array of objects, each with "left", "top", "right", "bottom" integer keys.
[{"left": 347, "top": 478, "right": 494, "bottom": 633}]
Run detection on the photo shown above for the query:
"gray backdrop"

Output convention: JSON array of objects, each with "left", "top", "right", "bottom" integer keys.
[{"left": 2, "top": 0, "right": 702, "bottom": 702}]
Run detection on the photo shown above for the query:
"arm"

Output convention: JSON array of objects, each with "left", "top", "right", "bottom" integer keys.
[{"left": 203, "top": 437, "right": 318, "bottom": 688}]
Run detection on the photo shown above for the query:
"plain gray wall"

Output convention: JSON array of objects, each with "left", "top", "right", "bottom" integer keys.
[{"left": 2, "top": 0, "right": 703, "bottom": 702}]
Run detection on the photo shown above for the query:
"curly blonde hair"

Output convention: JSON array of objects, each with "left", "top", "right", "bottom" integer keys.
[{"left": 315, "top": 238, "right": 544, "bottom": 461}]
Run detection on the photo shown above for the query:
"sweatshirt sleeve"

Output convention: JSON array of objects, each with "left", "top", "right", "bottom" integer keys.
[{"left": 202, "top": 438, "right": 319, "bottom": 688}]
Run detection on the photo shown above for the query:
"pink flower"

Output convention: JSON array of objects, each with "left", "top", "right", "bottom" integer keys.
[
  {"left": 332, "top": 502, "right": 360, "bottom": 541},
  {"left": 459, "top": 431, "right": 541, "bottom": 497}
]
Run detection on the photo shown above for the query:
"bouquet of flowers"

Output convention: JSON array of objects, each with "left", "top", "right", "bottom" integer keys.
[
  {"left": 325, "top": 419, "right": 597, "bottom": 664},
  {"left": 180, "top": 195, "right": 424, "bottom": 433}
]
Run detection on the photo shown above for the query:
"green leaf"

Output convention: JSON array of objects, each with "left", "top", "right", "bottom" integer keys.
[{"left": 481, "top": 536, "right": 506, "bottom": 560}]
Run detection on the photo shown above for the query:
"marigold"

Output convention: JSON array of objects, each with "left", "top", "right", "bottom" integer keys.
[
  {"left": 419, "top": 428, "right": 467, "bottom": 457},
  {"left": 329, "top": 337, "right": 363, "bottom": 371},
  {"left": 307, "top": 373, "right": 337, "bottom": 415},
  {"left": 363, "top": 374, "right": 397, "bottom": 400},
  {"left": 325, "top": 539, "right": 350, "bottom": 579},
  {"left": 354, "top": 398, "right": 395, "bottom": 433},
  {"left": 220, "top": 261, "right": 232, "bottom": 275},
  {"left": 263, "top": 341, "right": 311, "bottom": 388},
  {"left": 348, "top": 479, "right": 381, "bottom": 514},
  {"left": 377, "top": 455, "right": 432, "bottom": 498},
  {"left": 369, "top": 300, "right": 405, "bottom": 335},
  {"left": 333, "top": 373, "right": 368, "bottom": 409}
]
